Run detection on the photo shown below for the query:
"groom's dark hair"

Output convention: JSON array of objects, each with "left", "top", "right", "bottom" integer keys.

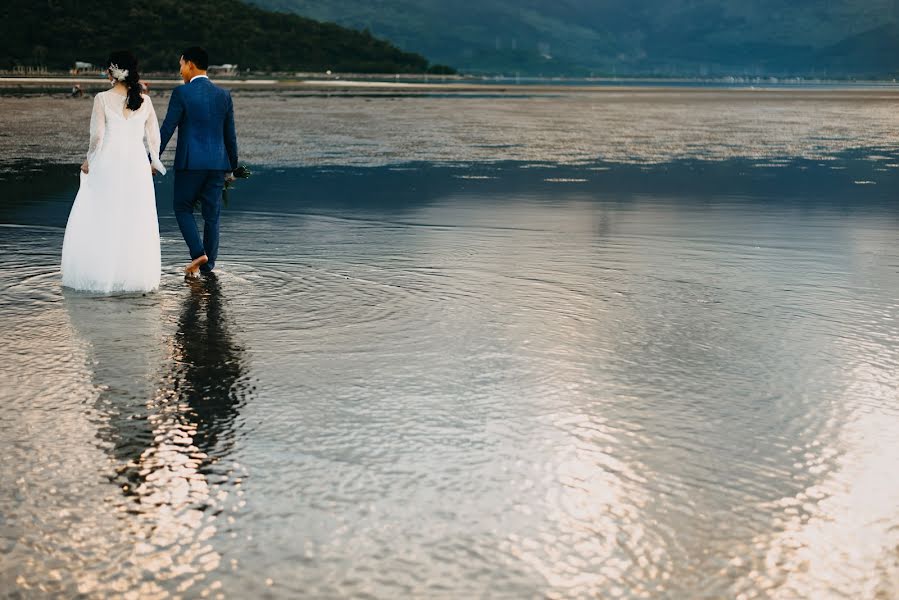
[{"left": 181, "top": 46, "right": 209, "bottom": 70}]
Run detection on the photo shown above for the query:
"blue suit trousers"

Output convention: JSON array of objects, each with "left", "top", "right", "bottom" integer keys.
[{"left": 173, "top": 170, "right": 226, "bottom": 272}]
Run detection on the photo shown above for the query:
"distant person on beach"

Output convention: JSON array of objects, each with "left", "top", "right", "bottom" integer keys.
[
  {"left": 70, "top": 84, "right": 83, "bottom": 98},
  {"left": 61, "top": 50, "right": 165, "bottom": 293},
  {"left": 159, "top": 46, "right": 239, "bottom": 277}
]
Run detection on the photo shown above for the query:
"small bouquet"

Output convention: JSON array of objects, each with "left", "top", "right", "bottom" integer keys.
[
  {"left": 222, "top": 165, "right": 252, "bottom": 206},
  {"left": 227, "top": 165, "right": 252, "bottom": 189}
]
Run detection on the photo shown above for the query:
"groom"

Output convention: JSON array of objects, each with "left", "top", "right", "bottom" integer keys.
[{"left": 160, "top": 46, "right": 239, "bottom": 275}]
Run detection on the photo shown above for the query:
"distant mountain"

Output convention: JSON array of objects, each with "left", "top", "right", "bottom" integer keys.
[
  {"left": 0, "top": 0, "right": 454, "bottom": 74},
  {"left": 249, "top": 0, "right": 899, "bottom": 77}
]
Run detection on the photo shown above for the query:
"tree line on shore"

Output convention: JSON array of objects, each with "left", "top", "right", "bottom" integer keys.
[{"left": 0, "top": 0, "right": 456, "bottom": 75}]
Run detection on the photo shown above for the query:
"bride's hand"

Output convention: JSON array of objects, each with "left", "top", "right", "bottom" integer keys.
[{"left": 80, "top": 161, "right": 89, "bottom": 174}]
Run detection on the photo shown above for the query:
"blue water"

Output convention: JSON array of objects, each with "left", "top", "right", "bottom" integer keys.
[{"left": 1, "top": 90, "right": 898, "bottom": 598}]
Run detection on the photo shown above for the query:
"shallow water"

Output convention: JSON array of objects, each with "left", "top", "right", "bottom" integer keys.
[{"left": 1, "top": 90, "right": 899, "bottom": 598}]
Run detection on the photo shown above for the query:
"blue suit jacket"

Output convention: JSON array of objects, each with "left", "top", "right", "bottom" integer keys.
[{"left": 160, "top": 77, "right": 238, "bottom": 171}]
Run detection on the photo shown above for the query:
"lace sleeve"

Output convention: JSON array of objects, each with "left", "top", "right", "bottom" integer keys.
[
  {"left": 86, "top": 93, "right": 106, "bottom": 165},
  {"left": 143, "top": 96, "right": 166, "bottom": 175}
]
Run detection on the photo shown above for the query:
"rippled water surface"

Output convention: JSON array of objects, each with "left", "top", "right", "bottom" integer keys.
[{"left": 1, "top": 89, "right": 899, "bottom": 598}]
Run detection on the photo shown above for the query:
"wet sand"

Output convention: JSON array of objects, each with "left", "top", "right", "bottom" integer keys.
[{"left": 1, "top": 86, "right": 899, "bottom": 171}]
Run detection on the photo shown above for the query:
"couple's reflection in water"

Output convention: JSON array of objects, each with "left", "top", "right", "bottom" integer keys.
[
  {"left": 65, "top": 273, "right": 249, "bottom": 592},
  {"left": 168, "top": 274, "right": 246, "bottom": 456}
]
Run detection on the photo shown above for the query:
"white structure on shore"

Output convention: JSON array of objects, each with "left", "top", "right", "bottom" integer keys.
[
  {"left": 72, "top": 61, "right": 94, "bottom": 74},
  {"left": 209, "top": 64, "right": 238, "bottom": 75}
]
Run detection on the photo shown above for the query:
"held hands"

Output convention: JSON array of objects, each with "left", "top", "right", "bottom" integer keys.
[{"left": 148, "top": 153, "right": 159, "bottom": 176}]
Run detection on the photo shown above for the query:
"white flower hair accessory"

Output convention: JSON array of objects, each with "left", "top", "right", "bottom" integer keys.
[{"left": 108, "top": 63, "right": 129, "bottom": 81}]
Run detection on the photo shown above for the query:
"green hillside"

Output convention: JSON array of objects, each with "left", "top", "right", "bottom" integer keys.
[
  {"left": 250, "top": 0, "right": 899, "bottom": 77},
  {"left": 0, "top": 0, "right": 454, "bottom": 74}
]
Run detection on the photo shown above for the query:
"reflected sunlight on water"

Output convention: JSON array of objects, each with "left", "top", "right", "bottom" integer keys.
[{"left": 1, "top": 90, "right": 898, "bottom": 597}]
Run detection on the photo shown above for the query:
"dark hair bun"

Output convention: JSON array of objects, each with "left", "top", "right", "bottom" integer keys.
[{"left": 107, "top": 50, "right": 143, "bottom": 112}]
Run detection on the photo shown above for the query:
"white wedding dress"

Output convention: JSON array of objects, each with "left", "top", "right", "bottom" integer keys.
[{"left": 61, "top": 90, "right": 166, "bottom": 293}]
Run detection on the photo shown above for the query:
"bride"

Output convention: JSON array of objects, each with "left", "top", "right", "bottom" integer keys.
[{"left": 61, "top": 50, "right": 166, "bottom": 293}]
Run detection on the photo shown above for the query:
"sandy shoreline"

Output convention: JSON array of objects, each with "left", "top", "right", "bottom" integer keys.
[{"left": 1, "top": 82, "right": 898, "bottom": 171}]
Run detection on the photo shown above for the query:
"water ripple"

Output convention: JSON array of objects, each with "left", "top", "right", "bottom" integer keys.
[{"left": 2, "top": 160, "right": 899, "bottom": 597}]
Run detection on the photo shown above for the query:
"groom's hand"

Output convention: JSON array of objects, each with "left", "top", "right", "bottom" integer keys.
[
  {"left": 151, "top": 166, "right": 158, "bottom": 175},
  {"left": 80, "top": 161, "right": 89, "bottom": 174}
]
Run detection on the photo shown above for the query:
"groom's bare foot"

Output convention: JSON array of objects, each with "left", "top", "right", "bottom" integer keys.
[{"left": 185, "top": 255, "right": 208, "bottom": 276}]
